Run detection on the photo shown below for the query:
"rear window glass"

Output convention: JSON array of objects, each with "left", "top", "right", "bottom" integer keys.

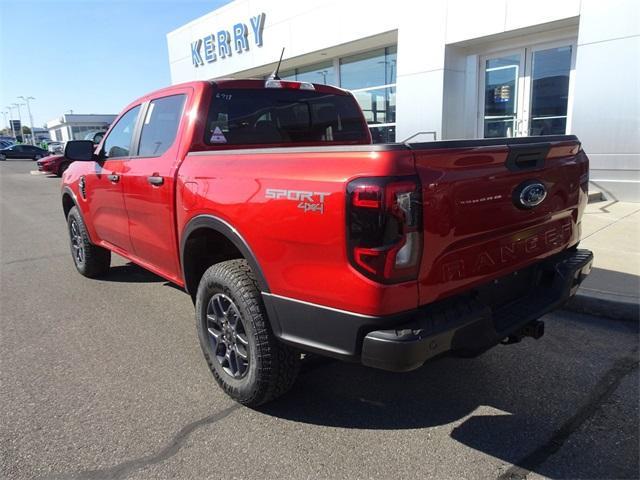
[{"left": 204, "top": 88, "right": 367, "bottom": 146}]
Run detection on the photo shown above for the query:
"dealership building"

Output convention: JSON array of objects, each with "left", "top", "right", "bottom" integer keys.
[
  {"left": 45, "top": 114, "right": 116, "bottom": 143},
  {"left": 167, "top": 0, "right": 639, "bottom": 201}
]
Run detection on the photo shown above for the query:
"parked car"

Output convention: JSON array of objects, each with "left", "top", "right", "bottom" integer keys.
[
  {"left": 61, "top": 79, "right": 593, "bottom": 406},
  {"left": 37, "top": 154, "right": 72, "bottom": 176},
  {"left": 0, "top": 144, "right": 49, "bottom": 160}
]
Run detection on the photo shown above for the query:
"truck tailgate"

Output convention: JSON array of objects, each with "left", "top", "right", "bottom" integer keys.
[{"left": 412, "top": 136, "right": 589, "bottom": 305}]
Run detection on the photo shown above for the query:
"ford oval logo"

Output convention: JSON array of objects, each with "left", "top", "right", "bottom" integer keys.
[{"left": 514, "top": 181, "right": 547, "bottom": 209}]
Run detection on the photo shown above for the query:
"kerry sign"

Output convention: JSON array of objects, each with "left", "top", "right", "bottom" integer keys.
[{"left": 190, "top": 13, "right": 266, "bottom": 68}]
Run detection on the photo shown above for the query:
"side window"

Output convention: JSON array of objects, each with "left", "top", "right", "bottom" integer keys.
[
  {"left": 102, "top": 105, "right": 141, "bottom": 159},
  {"left": 138, "top": 94, "right": 186, "bottom": 157}
]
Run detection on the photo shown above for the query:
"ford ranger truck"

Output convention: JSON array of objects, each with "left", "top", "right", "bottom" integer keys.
[{"left": 61, "top": 79, "right": 593, "bottom": 406}]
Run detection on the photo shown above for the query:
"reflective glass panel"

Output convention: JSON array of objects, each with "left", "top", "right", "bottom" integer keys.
[
  {"left": 103, "top": 105, "right": 141, "bottom": 158},
  {"left": 340, "top": 46, "right": 397, "bottom": 90},
  {"left": 352, "top": 87, "right": 395, "bottom": 124},
  {"left": 296, "top": 62, "right": 336, "bottom": 85},
  {"left": 529, "top": 46, "right": 572, "bottom": 135},
  {"left": 369, "top": 125, "right": 395, "bottom": 143},
  {"left": 483, "top": 54, "right": 520, "bottom": 138}
]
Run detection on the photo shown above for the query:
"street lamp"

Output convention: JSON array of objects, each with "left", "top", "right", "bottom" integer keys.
[
  {"left": 12, "top": 103, "right": 25, "bottom": 141},
  {"left": 5, "top": 105, "right": 16, "bottom": 138},
  {"left": 18, "top": 96, "right": 36, "bottom": 145},
  {"left": 1, "top": 111, "right": 8, "bottom": 132}
]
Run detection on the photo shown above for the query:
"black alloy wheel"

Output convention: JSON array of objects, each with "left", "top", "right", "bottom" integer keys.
[
  {"left": 69, "top": 217, "right": 85, "bottom": 266},
  {"left": 206, "top": 293, "right": 250, "bottom": 378}
]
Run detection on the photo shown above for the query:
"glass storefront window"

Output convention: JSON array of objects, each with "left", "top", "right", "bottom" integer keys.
[
  {"left": 341, "top": 46, "right": 397, "bottom": 142},
  {"left": 339, "top": 46, "right": 396, "bottom": 90},
  {"left": 352, "top": 86, "right": 395, "bottom": 125},
  {"left": 529, "top": 46, "right": 572, "bottom": 136},
  {"left": 369, "top": 125, "right": 395, "bottom": 143},
  {"left": 296, "top": 62, "right": 335, "bottom": 85},
  {"left": 266, "top": 46, "right": 398, "bottom": 143},
  {"left": 277, "top": 61, "right": 336, "bottom": 86}
]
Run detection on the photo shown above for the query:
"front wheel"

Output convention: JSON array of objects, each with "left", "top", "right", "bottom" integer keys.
[
  {"left": 0, "top": 154, "right": 6, "bottom": 161},
  {"left": 67, "top": 206, "right": 111, "bottom": 278},
  {"left": 195, "top": 260, "right": 300, "bottom": 406}
]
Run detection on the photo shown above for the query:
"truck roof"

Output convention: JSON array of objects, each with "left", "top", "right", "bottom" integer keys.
[{"left": 127, "top": 79, "right": 350, "bottom": 107}]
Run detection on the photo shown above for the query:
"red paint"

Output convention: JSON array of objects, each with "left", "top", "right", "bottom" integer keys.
[
  {"left": 62, "top": 80, "right": 588, "bottom": 316},
  {"left": 36, "top": 154, "right": 66, "bottom": 175}
]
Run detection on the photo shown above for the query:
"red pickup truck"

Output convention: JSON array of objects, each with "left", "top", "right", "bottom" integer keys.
[{"left": 61, "top": 79, "right": 593, "bottom": 406}]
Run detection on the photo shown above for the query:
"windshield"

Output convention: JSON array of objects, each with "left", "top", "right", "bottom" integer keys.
[{"left": 204, "top": 88, "right": 368, "bottom": 146}]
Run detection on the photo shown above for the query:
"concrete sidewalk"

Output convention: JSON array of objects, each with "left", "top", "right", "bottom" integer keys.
[{"left": 565, "top": 199, "right": 640, "bottom": 321}]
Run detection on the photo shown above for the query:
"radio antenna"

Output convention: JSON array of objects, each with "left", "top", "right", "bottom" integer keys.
[{"left": 269, "top": 48, "right": 285, "bottom": 80}]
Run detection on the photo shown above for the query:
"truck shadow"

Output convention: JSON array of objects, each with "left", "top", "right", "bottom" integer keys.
[
  {"left": 100, "top": 263, "right": 166, "bottom": 283},
  {"left": 258, "top": 313, "right": 639, "bottom": 478},
  {"left": 100, "top": 262, "right": 185, "bottom": 292}
]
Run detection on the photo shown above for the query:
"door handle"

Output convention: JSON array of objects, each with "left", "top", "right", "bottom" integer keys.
[
  {"left": 108, "top": 173, "right": 119, "bottom": 183},
  {"left": 147, "top": 175, "right": 164, "bottom": 186}
]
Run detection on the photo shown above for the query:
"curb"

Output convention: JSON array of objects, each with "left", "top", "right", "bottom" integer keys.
[
  {"left": 587, "top": 191, "right": 605, "bottom": 203},
  {"left": 563, "top": 290, "right": 639, "bottom": 322}
]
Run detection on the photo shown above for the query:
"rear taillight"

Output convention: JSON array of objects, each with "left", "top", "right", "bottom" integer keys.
[{"left": 346, "top": 176, "right": 423, "bottom": 283}]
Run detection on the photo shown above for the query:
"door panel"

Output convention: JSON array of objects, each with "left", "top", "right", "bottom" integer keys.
[
  {"left": 122, "top": 93, "right": 187, "bottom": 280},
  {"left": 85, "top": 159, "right": 131, "bottom": 250},
  {"left": 86, "top": 104, "right": 142, "bottom": 251}
]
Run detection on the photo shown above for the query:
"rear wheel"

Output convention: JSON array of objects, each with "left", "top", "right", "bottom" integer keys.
[
  {"left": 34, "top": 154, "right": 42, "bottom": 161},
  {"left": 195, "top": 259, "right": 300, "bottom": 406},
  {"left": 67, "top": 206, "right": 111, "bottom": 278}
]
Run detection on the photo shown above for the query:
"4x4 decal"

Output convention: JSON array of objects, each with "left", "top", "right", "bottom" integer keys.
[{"left": 265, "top": 188, "right": 330, "bottom": 214}]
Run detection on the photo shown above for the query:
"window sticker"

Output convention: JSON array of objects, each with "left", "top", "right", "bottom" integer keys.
[{"left": 210, "top": 126, "right": 227, "bottom": 143}]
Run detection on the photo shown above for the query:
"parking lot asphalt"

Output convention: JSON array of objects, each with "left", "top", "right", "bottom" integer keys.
[{"left": 1, "top": 158, "right": 639, "bottom": 480}]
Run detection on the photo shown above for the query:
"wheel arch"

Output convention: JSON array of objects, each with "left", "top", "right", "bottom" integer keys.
[
  {"left": 180, "top": 215, "right": 270, "bottom": 298},
  {"left": 62, "top": 187, "right": 78, "bottom": 219}
]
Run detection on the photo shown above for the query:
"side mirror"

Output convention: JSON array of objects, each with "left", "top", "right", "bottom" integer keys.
[{"left": 64, "top": 140, "right": 95, "bottom": 161}]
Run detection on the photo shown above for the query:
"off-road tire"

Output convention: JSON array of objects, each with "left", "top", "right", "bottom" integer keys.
[
  {"left": 195, "top": 259, "right": 300, "bottom": 406},
  {"left": 67, "top": 206, "right": 111, "bottom": 278}
]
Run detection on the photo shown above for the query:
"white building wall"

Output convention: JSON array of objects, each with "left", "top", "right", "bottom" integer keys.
[
  {"left": 168, "top": 0, "right": 640, "bottom": 201},
  {"left": 571, "top": 0, "right": 640, "bottom": 202}
]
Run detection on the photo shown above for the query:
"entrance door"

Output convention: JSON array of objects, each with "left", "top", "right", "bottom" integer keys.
[
  {"left": 479, "top": 49, "right": 525, "bottom": 138},
  {"left": 479, "top": 40, "right": 576, "bottom": 138}
]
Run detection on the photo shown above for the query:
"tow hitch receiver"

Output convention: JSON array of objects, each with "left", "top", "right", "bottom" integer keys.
[{"left": 501, "top": 320, "right": 545, "bottom": 345}]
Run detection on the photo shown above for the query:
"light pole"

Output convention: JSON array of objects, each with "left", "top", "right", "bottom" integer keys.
[
  {"left": 6, "top": 105, "right": 16, "bottom": 138},
  {"left": 18, "top": 96, "right": 36, "bottom": 145},
  {"left": 12, "top": 103, "right": 25, "bottom": 142},
  {"left": 1, "top": 111, "right": 8, "bottom": 133}
]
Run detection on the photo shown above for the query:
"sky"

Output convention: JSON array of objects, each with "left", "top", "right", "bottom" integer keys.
[{"left": 0, "top": 0, "right": 232, "bottom": 129}]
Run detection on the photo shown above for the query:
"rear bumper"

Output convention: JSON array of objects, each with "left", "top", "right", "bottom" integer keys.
[
  {"left": 361, "top": 249, "right": 593, "bottom": 371},
  {"left": 263, "top": 248, "right": 593, "bottom": 370}
]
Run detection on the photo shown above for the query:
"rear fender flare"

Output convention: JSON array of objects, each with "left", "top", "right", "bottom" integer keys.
[{"left": 180, "top": 215, "right": 269, "bottom": 294}]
